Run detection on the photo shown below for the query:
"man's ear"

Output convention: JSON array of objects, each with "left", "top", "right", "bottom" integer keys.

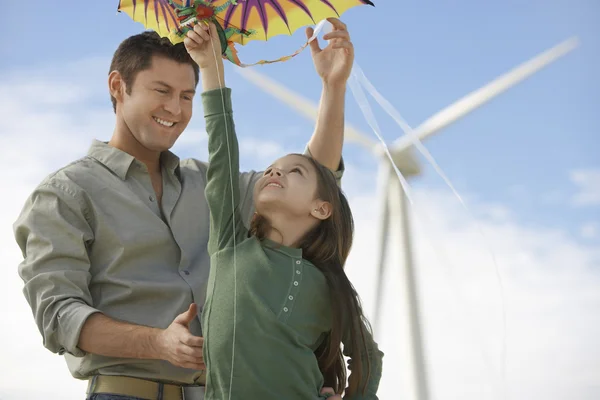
[{"left": 108, "top": 70, "right": 125, "bottom": 104}]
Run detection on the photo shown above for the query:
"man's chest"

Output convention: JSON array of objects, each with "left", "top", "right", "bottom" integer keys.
[{"left": 82, "top": 169, "right": 211, "bottom": 284}]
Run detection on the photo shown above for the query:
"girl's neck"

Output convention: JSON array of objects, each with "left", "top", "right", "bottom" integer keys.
[{"left": 263, "top": 212, "right": 316, "bottom": 248}]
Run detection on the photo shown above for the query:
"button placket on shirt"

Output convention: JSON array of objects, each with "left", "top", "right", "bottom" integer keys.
[{"left": 280, "top": 258, "right": 303, "bottom": 322}]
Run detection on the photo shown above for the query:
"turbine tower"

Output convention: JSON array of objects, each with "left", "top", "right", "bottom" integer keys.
[{"left": 236, "top": 37, "right": 579, "bottom": 400}]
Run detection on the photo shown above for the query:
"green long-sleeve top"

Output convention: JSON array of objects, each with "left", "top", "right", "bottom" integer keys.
[{"left": 201, "top": 87, "right": 383, "bottom": 399}]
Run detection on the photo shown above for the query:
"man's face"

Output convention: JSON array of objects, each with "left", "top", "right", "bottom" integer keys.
[{"left": 119, "top": 55, "right": 196, "bottom": 152}]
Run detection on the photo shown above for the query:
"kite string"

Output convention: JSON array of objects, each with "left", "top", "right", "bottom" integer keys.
[
  {"left": 309, "top": 20, "right": 419, "bottom": 205},
  {"left": 206, "top": 21, "right": 238, "bottom": 400},
  {"left": 206, "top": 18, "right": 338, "bottom": 399},
  {"left": 352, "top": 64, "right": 507, "bottom": 396},
  {"left": 208, "top": 14, "right": 505, "bottom": 398},
  {"left": 346, "top": 58, "right": 507, "bottom": 399},
  {"left": 343, "top": 70, "right": 501, "bottom": 394}
]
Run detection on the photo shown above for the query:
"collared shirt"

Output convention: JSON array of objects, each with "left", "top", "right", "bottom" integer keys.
[{"left": 13, "top": 89, "right": 344, "bottom": 385}]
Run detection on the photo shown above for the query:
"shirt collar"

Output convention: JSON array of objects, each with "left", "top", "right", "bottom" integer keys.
[
  {"left": 261, "top": 237, "right": 303, "bottom": 258},
  {"left": 87, "top": 140, "right": 180, "bottom": 180},
  {"left": 160, "top": 149, "right": 181, "bottom": 175}
]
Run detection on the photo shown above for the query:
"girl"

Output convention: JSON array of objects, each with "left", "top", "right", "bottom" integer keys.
[{"left": 189, "top": 23, "right": 383, "bottom": 400}]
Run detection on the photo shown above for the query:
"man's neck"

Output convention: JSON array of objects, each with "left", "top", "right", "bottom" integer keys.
[{"left": 109, "top": 123, "right": 161, "bottom": 174}]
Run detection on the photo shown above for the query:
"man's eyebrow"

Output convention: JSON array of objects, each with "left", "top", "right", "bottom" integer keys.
[{"left": 152, "top": 80, "right": 196, "bottom": 94}]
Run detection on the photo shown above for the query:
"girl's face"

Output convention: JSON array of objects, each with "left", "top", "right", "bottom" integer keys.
[{"left": 253, "top": 154, "right": 322, "bottom": 219}]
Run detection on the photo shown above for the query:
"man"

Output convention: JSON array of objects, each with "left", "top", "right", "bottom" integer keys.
[{"left": 14, "top": 17, "right": 354, "bottom": 400}]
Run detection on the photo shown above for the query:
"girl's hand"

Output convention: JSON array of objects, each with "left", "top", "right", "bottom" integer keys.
[
  {"left": 320, "top": 386, "right": 342, "bottom": 399},
  {"left": 307, "top": 17, "right": 354, "bottom": 89},
  {"left": 184, "top": 22, "right": 222, "bottom": 70}
]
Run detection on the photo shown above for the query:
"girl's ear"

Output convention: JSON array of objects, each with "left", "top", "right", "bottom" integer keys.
[{"left": 311, "top": 201, "right": 332, "bottom": 220}]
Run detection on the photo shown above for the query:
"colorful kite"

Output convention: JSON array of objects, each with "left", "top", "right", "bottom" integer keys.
[{"left": 117, "top": 0, "right": 374, "bottom": 67}]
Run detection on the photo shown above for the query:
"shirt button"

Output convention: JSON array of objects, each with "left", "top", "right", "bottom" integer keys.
[
  {"left": 283, "top": 307, "right": 289, "bottom": 312},
  {"left": 149, "top": 195, "right": 155, "bottom": 202},
  {"left": 288, "top": 295, "right": 293, "bottom": 300},
  {"left": 293, "top": 281, "right": 298, "bottom": 286},
  {"left": 295, "top": 260, "right": 301, "bottom": 265},
  {"left": 183, "top": 270, "right": 190, "bottom": 275},
  {"left": 296, "top": 270, "right": 301, "bottom": 275}
]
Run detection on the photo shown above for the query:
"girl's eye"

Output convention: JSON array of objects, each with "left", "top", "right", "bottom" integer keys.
[
  {"left": 291, "top": 168, "right": 302, "bottom": 175},
  {"left": 155, "top": 89, "right": 168, "bottom": 94}
]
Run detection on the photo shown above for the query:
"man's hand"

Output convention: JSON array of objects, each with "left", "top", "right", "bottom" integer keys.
[
  {"left": 184, "top": 22, "right": 223, "bottom": 70},
  {"left": 320, "top": 387, "right": 342, "bottom": 399},
  {"left": 155, "top": 303, "right": 205, "bottom": 370},
  {"left": 307, "top": 17, "right": 354, "bottom": 88}
]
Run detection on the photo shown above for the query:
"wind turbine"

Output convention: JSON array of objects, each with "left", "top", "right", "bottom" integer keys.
[{"left": 235, "top": 37, "right": 579, "bottom": 400}]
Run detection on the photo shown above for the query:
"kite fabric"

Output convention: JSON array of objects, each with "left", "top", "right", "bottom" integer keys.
[{"left": 117, "top": 0, "right": 374, "bottom": 67}]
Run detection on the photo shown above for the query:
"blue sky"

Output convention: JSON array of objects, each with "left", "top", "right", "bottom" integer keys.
[
  {"left": 2, "top": 1, "right": 597, "bottom": 236},
  {"left": 1, "top": 1, "right": 599, "bottom": 399}
]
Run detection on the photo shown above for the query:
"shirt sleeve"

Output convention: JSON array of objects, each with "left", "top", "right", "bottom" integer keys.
[
  {"left": 238, "top": 170, "right": 262, "bottom": 230},
  {"left": 342, "top": 321, "right": 385, "bottom": 400},
  {"left": 13, "top": 181, "right": 100, "bottom": 357},
  {"left": 302, "top": 145, "right": 345, "bottom": 188},
  {"left": 203, "top": 87, "right": 248, "bottom": 256}
]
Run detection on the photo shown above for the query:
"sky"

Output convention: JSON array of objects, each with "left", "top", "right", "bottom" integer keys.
[{"left": 0, "top": 1, "right": 599, "bottom": 399}]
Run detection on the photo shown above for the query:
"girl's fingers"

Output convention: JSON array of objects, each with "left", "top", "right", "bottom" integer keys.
[
  {"left": 186, "top": 28, "right": 206, "bottom": 45},
  {"left": 193, "top": 23, "right": 211, "bottom": 42}
]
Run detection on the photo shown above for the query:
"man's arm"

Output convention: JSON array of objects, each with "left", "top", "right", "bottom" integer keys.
[
  {"left": 78, "top": 314, "right": 161, "bottom": 359},
  {"left": 14, "top": 182, "right": 99, "bottom": 357},
  {"left": 79, "top": 305, "right": 204, "bottom": 370},
  {"left": 14, "top": 181, "right": 204, "bottom": 369}
]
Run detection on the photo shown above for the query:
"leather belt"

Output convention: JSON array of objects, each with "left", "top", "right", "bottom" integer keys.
[{"left": 87, "top": 375, "right": 205, "bottom": 400}]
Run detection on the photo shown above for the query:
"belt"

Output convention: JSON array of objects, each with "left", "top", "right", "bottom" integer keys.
[{"left": 87, "top": 375, "right": 205, "bottom": 400}]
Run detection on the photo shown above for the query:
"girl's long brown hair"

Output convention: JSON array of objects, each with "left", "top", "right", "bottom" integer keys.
[{"left": 249, "top": 154, "right": 372, "bottom": 396}]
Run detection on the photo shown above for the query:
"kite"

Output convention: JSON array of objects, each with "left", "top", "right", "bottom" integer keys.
[{"left": 117, "top": 0, "right": 374, "bottom": 67}]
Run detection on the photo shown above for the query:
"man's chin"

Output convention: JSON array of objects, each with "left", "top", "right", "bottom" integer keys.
[
  {"left": 144, "top": 143, "right": 173, "bottom": 153},
  {"left": 144, "top": 134, "right": 182, "bottom": 152}
]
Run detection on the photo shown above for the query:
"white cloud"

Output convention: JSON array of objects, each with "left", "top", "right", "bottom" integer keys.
[
  {"left": 580, "top": 222, "right": 598, "bottom": 239},
  {"left": 239, "top": 136, "right": 288, "bottom": 162},
  {"left": 170, "top": 128, "right": 208, "bottom": 158},
  {"left": 1, "top": 59, "right": 599, "bottom": 400},
  {"left": 344, "top": 185, "right": 600, "bottom": 400},
  {"left": 570, "top": 168, "right": 600, "bottom": 206}
]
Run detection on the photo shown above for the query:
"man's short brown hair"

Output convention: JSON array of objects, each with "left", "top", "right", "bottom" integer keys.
[{"left": 109, "top": 31, "right": 199, "bottom": 112}]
